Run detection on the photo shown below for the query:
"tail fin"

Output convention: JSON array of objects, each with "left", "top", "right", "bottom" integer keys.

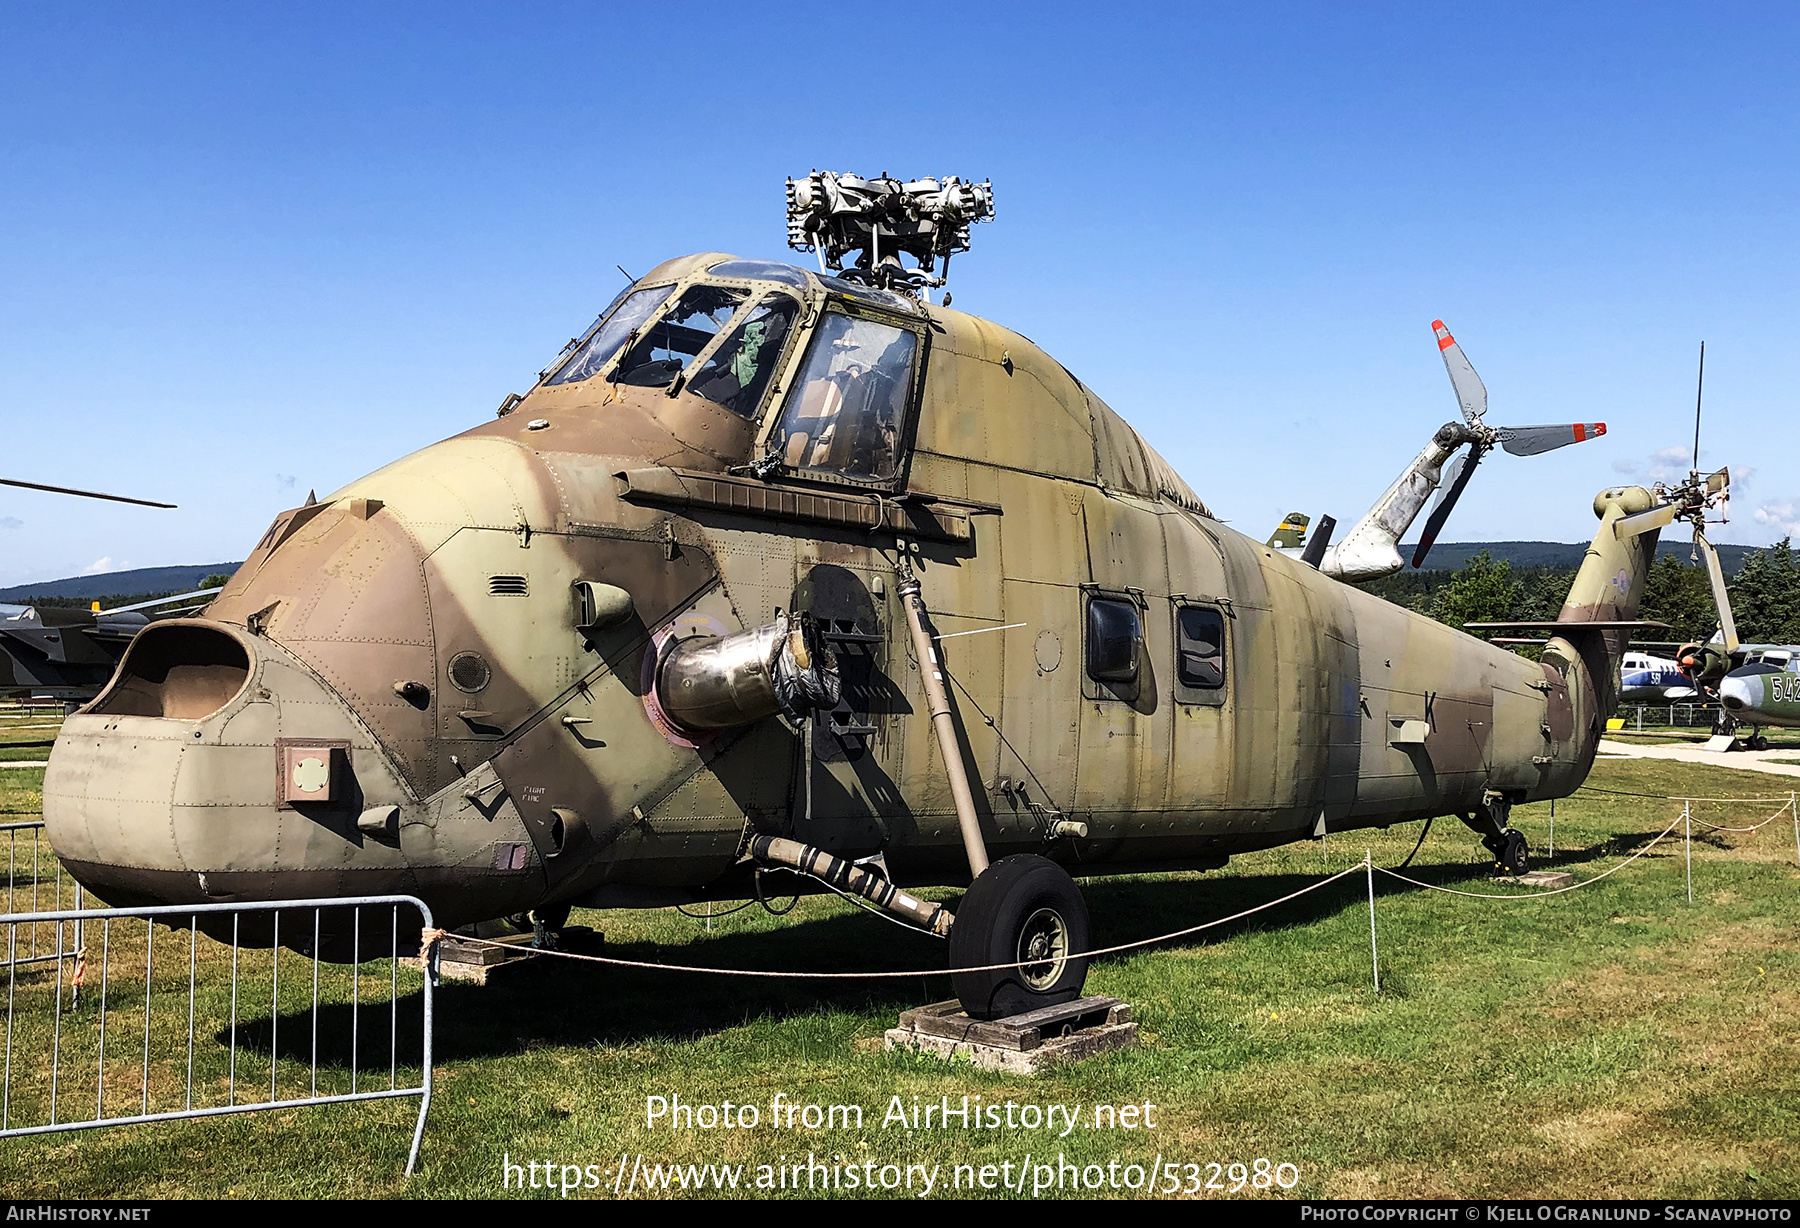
[
  {"left": 1543, "top": 486, "right": 1661, "bottom": 729},
  {"left": 1267, "top": 512, "right": 1309, "bottom": 550}
]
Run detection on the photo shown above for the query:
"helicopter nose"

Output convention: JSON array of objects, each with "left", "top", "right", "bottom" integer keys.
[
  {"left": 1718, "top": 675, "right": 1757, "bottom": 712},
  {"left": 44, "top": 619, "right": 419, "bottom": 910}
]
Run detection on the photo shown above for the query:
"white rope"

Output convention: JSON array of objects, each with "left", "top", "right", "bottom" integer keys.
[
  {"left": 437, "top": 865, "right": 1369, "bottom": 980},
  {"left": 1681, "top": 797, "right": 1794, "bottom": 833},
  {"left": 1376, "top": 812, "right": 1685, "bottom": 900}
]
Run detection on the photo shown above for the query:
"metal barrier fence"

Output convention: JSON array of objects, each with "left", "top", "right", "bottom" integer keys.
[
  {"left": 0, "top": 895, "right": 437, "bottom": 1175},
  {"left": 3, "top": 821, "right": 83, "bottom": 979},
  {"left": 1617, "top": 702, "right": 1723, "bottom": 730}
]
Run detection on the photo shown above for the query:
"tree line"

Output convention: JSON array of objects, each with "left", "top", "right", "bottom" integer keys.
[{"left": 1364, "top": 539, "right": 1800, "bottom": 646}]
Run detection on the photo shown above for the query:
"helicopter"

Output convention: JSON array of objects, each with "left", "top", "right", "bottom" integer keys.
[
  {"left": 0, "top": 477, "right": 189, "bottom": 700},
  {"left": 43, "top": 173, "right": 1669, "bottom": 1020}
]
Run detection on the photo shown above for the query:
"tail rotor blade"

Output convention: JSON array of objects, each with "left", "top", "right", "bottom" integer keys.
[
  {"left": 1432, "top": 319, "right": 1488, "bottom": 425},
  {"left": 1411, "top": 443, "right": 1486, "bottom": 568},
  {"left": 1496, "top": 422, "right": 1607, "bottom": 456}
]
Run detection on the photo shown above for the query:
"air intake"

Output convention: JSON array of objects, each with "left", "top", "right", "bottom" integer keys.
[{"left": 488, "top": 575, "right": 528, "bottom": 596}]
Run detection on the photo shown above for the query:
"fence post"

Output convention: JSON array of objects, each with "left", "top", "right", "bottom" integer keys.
[
  {"left": 1365, "top": 851, "right": 1379, "bottom": 994},
  {"left": 1684, "top": 802, "right": 1693, "bottom": 904},
  {"left": 1549, "top": 799, "right": 1555, "bottom": 858}
]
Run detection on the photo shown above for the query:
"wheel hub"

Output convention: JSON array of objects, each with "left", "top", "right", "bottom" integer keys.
[{"left": 1017, "top": 907, "right": 1069, "bottom": 990}]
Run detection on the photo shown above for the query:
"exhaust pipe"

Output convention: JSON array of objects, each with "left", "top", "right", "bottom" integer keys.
[{"left": 656, "top": 611, "right": 839, "bottom": 731}]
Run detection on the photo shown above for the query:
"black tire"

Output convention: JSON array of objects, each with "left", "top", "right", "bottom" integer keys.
[
  {"left": 1500, "top": 829, "right": 1530, "bottom": 876},
  {"left": 949, "top": 855, "right": 1090, "bottom": 1020}
]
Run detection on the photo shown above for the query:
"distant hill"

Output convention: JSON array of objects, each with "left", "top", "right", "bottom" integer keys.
[
  {"left": 1404, "top": 541, "right": 1758, "bottom": 574},
  {"left": 0, "top": 563, "right": 243, "bottom": 603}
]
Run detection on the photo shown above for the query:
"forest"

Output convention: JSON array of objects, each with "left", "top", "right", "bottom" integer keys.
[{"left": 1364, "top": 538, "right": 1800, "bottom": 647}]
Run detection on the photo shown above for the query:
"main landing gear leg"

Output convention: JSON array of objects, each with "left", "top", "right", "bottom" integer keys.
[
  {"left": 531, "top": 903, "right": 571, "bottom": 950},
  {"left": 1458, "top": 794, "right": 1530, "bottom": 875}
]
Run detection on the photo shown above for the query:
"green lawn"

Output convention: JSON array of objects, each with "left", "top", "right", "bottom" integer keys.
[{"left": 0, "top": 751, "right": 1795, "bottom": 1200}]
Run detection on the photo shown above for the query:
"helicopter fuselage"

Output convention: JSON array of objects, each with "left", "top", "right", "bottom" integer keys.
[{"left": 42, "top": 253, "right": 1651, "bottom": 934}]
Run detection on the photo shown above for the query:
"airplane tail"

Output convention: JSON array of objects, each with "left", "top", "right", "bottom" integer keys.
[{"left": 1266, "top": 513, "right": 1309, "bottom": 550}]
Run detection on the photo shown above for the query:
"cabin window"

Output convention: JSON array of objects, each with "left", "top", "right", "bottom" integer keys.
[
  {"left": 771, "top": 311, "right": 918, "bottom": 481},
  {"left": 705, "top": 258, "right": 810, "bottom": 288},
  {"left": 546, "top": 283, "right": 674, "bottom": 385},
  {"left": 1085, "top": 598, "right": 1141, "bottom": 684},
  {"left": 1173, "top": 603, "right": 1227, "bottom": 706},
  {"left": 610, "top": 284, "right": 748, "bottom": 388},
  {"left": 685, "top": 295, "right": 801, "bottom": 418}
]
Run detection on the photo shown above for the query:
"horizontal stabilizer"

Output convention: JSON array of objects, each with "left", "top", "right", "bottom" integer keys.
[{"left": 1613, "top": 503, "right": 1680, "bottom": 539}]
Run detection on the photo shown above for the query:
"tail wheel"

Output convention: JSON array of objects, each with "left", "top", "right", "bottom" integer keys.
[
  {"left": 949, "top": 855, "right": 1090, "bottom": 1021},
  {"left": 1499, "top": 829, "right": 1530, "bottom": 875}
]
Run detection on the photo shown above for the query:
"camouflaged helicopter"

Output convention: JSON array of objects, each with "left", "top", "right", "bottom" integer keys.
[{"left": 43, "top": 174, "right": 1669, "bottom": 1019}]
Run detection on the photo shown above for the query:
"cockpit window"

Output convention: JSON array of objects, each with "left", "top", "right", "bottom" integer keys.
[
  {"left": 706, "top": 259, "right": 810, "bottom": 288},
  {"left": 546, "top": 284, "right": 673, "bottom": 386},
  {"left": 772, "top": 312, "right": 918, "bottom": 481},
  {"left": 610, "top": 284, "right": 747, "bottom": 388},
  {"left": 685, "top": 295, "right": 800, "bottom": 418}
]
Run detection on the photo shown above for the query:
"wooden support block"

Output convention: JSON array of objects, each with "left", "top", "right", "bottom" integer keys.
[
  {"left": 885, "top": 997, "right": 1137, "bottom": 1074},
  {"left": 1490, "top": 864, "right": 1576, "bottom": 885}
]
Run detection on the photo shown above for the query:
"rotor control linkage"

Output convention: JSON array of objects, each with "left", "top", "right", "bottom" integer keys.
[
  {"left": 896, "top": 560, "right": 991, "bottom": 879},
  {"left": 749, "top": 835, "right": 953, "bottom": 937}
]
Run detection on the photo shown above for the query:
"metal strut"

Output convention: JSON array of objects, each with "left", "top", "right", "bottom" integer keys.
[
  {"left": 895, "top": 560, "right": 990, "bottom": 879},
  {"left": 748, "top": 836, "right": 953, "bottom": 936}
]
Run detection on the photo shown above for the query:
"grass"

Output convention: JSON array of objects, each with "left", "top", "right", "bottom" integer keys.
[{"left": 0, "top": 729, "right": 1796, "bottom": 1200}]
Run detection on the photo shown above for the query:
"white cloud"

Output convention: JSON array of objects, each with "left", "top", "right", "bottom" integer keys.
[
  {"left": 1647, "top": 445, "right": 1695, "bottom": 483},
  {"left": 1734, "top": 465, "right": 1756, "bottom": 490},
  {"left": 81, "top": 557, "right": 114, "bottom": 575},
  {"left": 1611, "top": 458, "right": 1639, "bottom": 475},
  {"left": 1754, "top": 502, "right": 1800, "bottom": 539}
]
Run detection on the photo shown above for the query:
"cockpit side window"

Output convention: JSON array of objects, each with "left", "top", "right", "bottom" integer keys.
[
  {"left": 771, "top": 312, "right": 918, "bottom": 482},
  {"left": 685, "top": 295, "right": 800, "bottom": 418},
  {"left": 611, "top": 284, "right": 747, "bottom": 388},
  {"left": 546, "top": 284, "right": 674, "bottom": 386}
]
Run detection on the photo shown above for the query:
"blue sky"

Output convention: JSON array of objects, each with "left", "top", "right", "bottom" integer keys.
[{"left": 2, "top": 3, "right": 1796, "bottom": 585}]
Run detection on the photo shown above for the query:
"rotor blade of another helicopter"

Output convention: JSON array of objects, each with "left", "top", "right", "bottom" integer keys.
[
  {"left": 1411, "top": 442, "right": 1486, "bottom": 568},
  {"left": 1495, "top": 422, "right": 1608, "bottom": 456},
  {"left": 1613, "top": 502, "right": 1680, "bottom": 539},
  {"left": 1431, "top": 319, "right": 1488, "bottom": 425},
  {"left": 0, "top": 477, "right": 176, "bottom": 509},
  {"left": 1694, "top": 527, "right": 1740, "bottom": 654}
]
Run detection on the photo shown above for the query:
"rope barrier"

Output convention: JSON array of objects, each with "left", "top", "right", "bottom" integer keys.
[
  {"left": 437, "top": 865, "right": 1369, "bottom": 981},
  {"left": 1576, "top": 785, "right": 1795, "bottom": 804},
  {"left": 1377, "top": 811, "right": 1686, "bottom": 900}
]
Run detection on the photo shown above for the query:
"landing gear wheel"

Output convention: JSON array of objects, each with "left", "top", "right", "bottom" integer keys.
[
  {"left": 1485, "top": 829, "right": 1530, "bottom": 876},
  {"left": 1752, "top": 735, "right": 1770, "bottom": 751},
  {"left": 949, "top": 855, "right": 1091, "bottom": 1021}
]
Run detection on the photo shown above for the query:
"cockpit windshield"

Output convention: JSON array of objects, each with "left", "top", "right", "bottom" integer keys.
[
  {"left": 546, "top": 284, "right": 674, "bottom": 386},
  {"left": 610, "top": 284, "right": 747, "bottom": 388},
  {"left": 771, "top": 312, "right": 918, "bottom": 481},
  {"left": 685, "top": 295, "right": 800, "bottom": 418}
]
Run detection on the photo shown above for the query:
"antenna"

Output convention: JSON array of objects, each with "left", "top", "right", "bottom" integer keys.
[{"left": 1692, "top": 341, "right": 1705, "bottom": 474}]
